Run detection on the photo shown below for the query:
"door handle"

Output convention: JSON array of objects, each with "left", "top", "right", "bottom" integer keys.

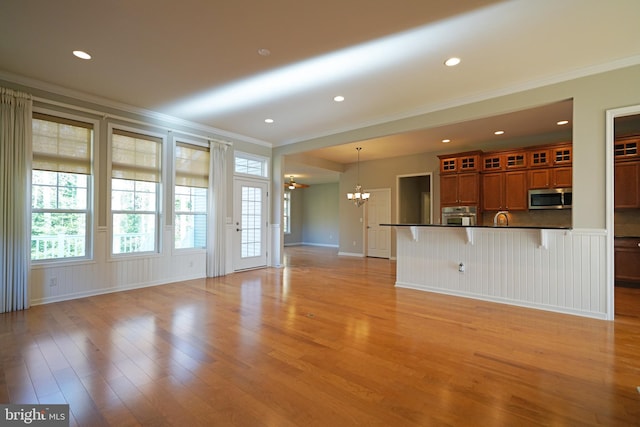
[{"left": 236, "top": 228, "right": 242, "bottom": 232}]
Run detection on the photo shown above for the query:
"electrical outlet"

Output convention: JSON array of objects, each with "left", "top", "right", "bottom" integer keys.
[
  {"left": 458, "top": 263, "right": 465, "bottom": 273},
  {"left": 353, "top": 241, "right": 356, "bottom": 246},
  {"left": 49, "top": 278, "right": 58, "bottom": 287}
]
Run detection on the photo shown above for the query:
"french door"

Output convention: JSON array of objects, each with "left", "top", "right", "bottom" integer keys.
[{"left": 233, "top": 178, "right": 268, "bottom": 271}]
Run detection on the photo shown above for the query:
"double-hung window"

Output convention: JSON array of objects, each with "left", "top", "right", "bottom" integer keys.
[
  {"left": 174, "top": 142, "right": 209, "bottom": 249},
  {"left": 31, "top": 113, "right": 93, "bottom": 261},
  {"left": 111, "top": 129, "right": 162, "bottom": 255}
]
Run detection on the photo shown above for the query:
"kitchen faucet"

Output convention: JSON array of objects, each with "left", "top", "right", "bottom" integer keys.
[{"left": 493, "top": 211, "right": 509, "bottom": 226}]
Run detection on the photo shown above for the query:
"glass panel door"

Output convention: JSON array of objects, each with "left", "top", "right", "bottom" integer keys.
[{"left": 233, "top": 178, "right": 268, "bottom": 270}]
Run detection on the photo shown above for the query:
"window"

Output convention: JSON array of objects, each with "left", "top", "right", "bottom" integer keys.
[
  {"left": 283, "top": 191, "right": 291, "bottom": 234},
  {"left": 174, "top": 142, "right": 209, "bottom": 249},
  {"left": 31, "top": 113, "right": 93, "bottom": 261},
  {"left": 234, "top": 152, "right": 268, "bottom": 178},
  {"left": 111, "top": 129, "right": 162, "bottom": 254}
]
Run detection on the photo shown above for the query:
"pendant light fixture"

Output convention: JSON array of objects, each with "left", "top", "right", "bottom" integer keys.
[{"left": 346, "top": 147, "right": 370, "bottom": 207}]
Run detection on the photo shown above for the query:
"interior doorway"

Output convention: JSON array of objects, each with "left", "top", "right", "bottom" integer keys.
[
  {"left": 397, "top": 173, "right": 432, "bottom": 224},
  {"left": 608, "top": 106, "right": 640, "bottom": 319}
]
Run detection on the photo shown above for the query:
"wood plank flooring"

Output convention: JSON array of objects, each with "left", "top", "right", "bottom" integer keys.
[{"left": 2, "top": 245, "right": 640, "bottom": 426}]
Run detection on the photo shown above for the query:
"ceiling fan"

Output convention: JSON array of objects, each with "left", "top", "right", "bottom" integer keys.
[{"left": 285, "top": 176, "right": 309, "bottom": 190}]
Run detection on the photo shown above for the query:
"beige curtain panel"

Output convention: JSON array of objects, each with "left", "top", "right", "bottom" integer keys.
[{"left": 0, "top": 87, "right": 32, "bottom": 313}]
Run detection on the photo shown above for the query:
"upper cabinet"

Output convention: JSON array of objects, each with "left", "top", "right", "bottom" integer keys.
[
  {"left": 440, "top": 142, "right": 573, "bottom": 213},
  {"left": 482, "top": 171, "right": 528, "bottom": 211},
  {"left": 614, "top": 134, "right": 640, "bottom": 209},
  {"left": 482, "top": 150, "right": 526, "bottom": 172},
  {"left": 552, "top": 144, "right": 572, "bottom": 166},
  {"left": 439, "top": 152, "right": 480, "bottom": 174},
  {"left": 438, "top": 151, "right": 481, "bottom": 207},
  {"left": 441, "top": 173, "right": 480, "bottom": 206},
  {"left": 528, "top": 167, "right": 572, "bottom": 189},
  {"left": 614, "top": 135, "right": 639, "bottom": 162},
  {"left": 528, "top": 147, "right": 551, "bottom": 168}
]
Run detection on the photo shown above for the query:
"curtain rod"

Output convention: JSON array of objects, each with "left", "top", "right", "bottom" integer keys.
[{"left": 33, "top": 96, "right": 233, "bottom": 146}]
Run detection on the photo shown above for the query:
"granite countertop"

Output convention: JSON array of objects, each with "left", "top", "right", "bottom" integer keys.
[{"left": 380, "top": 223, "right": 572, "bottom": 230}]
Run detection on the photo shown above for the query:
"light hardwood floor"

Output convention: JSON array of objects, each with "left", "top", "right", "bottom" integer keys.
[{"left": 2, "top": 246, "right": 640, "bottom": 426}]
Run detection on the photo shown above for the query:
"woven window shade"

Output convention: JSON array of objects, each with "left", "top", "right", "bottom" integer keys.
[
  {"left": 175, "top": 142, "right": 209, "bottom": 188},
  {"left": 32, "top": 113, "right": 92, "bottom": 174},
  {"left": 111, "top": 129, "right": 162, "bottom": 182}
]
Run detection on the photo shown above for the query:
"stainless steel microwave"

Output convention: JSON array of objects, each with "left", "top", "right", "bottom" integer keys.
[{"left": 528, "top": 188, "right": 572, "bottom": 210}]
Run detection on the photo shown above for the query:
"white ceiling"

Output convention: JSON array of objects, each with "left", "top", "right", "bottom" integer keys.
[{"left": 1, "top": 1, "right": 640, "bottom": 183}]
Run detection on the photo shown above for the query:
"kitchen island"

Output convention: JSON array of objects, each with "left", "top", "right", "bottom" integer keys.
[{"left": 382, "top": 224, "right": 608, "bottom": 319}]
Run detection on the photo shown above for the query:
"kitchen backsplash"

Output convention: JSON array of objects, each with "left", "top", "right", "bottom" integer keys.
[{"left": 480, "top": 210, "right": 572, "bottom": 228}]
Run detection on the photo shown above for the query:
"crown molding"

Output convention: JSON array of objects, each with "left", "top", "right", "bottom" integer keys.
[{"left": 0, "top": 70, "right": 273, "bottom": 148}]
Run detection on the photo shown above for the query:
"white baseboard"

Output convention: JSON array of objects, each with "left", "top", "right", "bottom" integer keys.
[
  {"left": 302, "top": 242, "right": 339, "bottom": 248},
  {"left": 395, "top": 281, "right": 607, "bottom": 320},
  {"left": 338, "top": 251, "right": 364, "bottom": 257},
  {"left": 30, "top": 273, "right": 205, "bottom": 306}
]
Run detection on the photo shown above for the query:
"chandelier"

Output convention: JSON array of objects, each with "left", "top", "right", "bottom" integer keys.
[{"left": 346, "top": 147, "right": 370, "bottom": 207}]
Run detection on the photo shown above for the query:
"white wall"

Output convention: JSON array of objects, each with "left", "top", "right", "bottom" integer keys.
[{"left": 301, "top": 183, "right": 339, "bottom": 247}]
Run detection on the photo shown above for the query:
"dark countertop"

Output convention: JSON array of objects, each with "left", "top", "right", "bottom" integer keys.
[{"left": 380, "top": 223, "right": 572, "bottom": 230}]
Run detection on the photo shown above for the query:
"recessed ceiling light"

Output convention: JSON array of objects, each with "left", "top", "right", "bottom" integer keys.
[
  {"left": 72, "top": 50, "right": 91, "bottom": 60},
  {"left": 264, "top": 118, "right": 274, "bottom": 124},
  {"left": 557, "top": 120, "right": 569, "bottom": 125},
  {"left": 442, "top": 139, "right": 451, "bottom": 143},
  {"left": 258, "top": 48, "right": 271, "bottom": 56},
  {"left": 494, "top": 130, "right": 505, "bottom": 135},
  {"left": 333, "top": 95, "right": 345, "bottom": 102},
  {"left": 444, "top": 57, "right": 461, "bottom": 67}
]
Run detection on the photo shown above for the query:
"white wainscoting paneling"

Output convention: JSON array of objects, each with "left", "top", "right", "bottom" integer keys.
[
  {"left": 394, "top": 227, "right": 607, "bottom": 319},
  {"left": 30, "top": 228, "right": 207, "bottom": 305}
]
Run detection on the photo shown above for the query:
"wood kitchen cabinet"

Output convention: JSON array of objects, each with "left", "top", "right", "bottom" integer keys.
[
  {"left": 614, "top": 161, "right": 640, "bottom": 208},
  {"left": 615, "top": 238, "right": 640, "bottom": 283},
  {"left": 442, "top": 143, "right": 573, "bottom": 213},
  {"left": 614, "top": 135, "right": 639, "bottom": 161},
  {"left": 482, "top": 153, "right": 503, "bottom": 172},
  {"left": 552, "top": 144, "right": 572, "bottom": 165},
  {"left": 482, "top": 150, "right": 526, "bottom": 171},
  {"left": 439, "top": 152, "right": 480, "bottom": 174},
  {"left": 614, "top": 134, "right": 640, "bottom": 209},
  {"left": 528, "top": 147, "right": 551, "bottom": 167},
  {"left": 528, "top": 167, "right": 572, "bottom": 189},
  {"left": 482, "top": 171, "right": 527, "bottom": 211},
  {"left": 441, "top": 173, "right": 479, "bottom": 206},
  {"left": 504, "top": 151, "right": 526, "bottom": 169},
  {"left": 439, "top": 152, "right": 481, "bottom": 207}
]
